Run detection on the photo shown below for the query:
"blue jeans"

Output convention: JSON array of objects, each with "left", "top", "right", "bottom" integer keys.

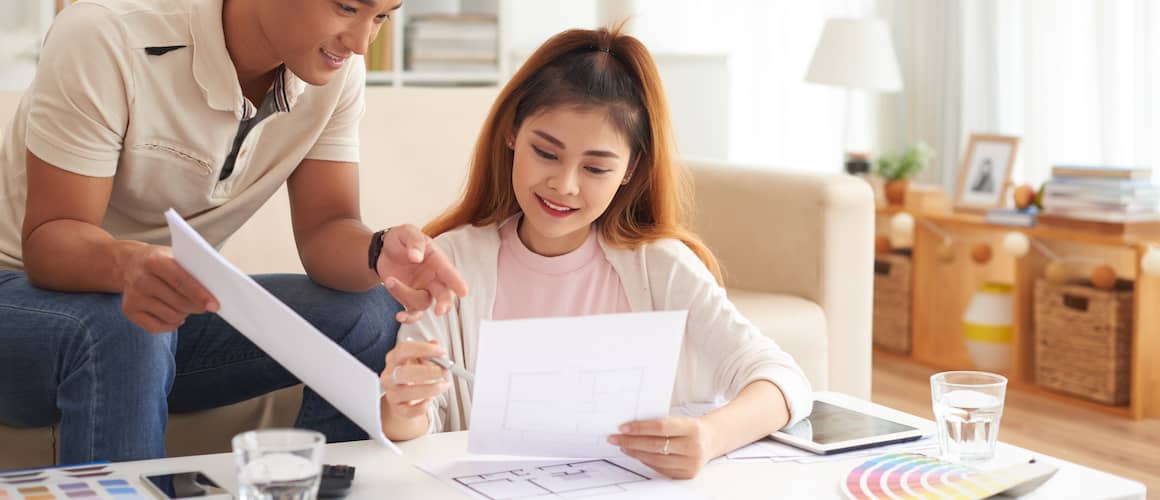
[{"left": 0, "top": 271, "right": 399, "bottom": 464}]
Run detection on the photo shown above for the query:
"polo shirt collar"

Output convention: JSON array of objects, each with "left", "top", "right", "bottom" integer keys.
[
  {"left": 190, "top": 0, "right": 306, "bottom": 119},
  {"left": 272, "top": 64, "right": 307, "bottom": 113}
]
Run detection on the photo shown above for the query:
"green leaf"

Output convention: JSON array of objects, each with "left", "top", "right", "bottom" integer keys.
[{"left": 875, "top": 142, "right": 933, "bottom": 180}]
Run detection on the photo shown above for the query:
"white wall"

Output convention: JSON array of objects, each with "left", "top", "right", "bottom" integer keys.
[
  {"left": 222, "top": 87, "right": 500, "bottom": 274},
  {"left": 507, "top": 0, "right": 598, "bottom": 53},
  {"left": 0, "top": 0, "right": 53, "bottom": 92},
  {"left": 630, "top": 0, "right": 874, "bottom": 172}
]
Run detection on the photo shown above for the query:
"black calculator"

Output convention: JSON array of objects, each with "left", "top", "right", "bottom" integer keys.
[{"left": 318, "top": 464, "right": 355, "bottom": 498}]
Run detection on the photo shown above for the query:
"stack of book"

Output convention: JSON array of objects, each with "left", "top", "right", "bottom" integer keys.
[
  {"left": 985, "top": 206, "right": 1038, "bottom": 227},
  {"left": 365, "top": 20, "right": 395, "bottom": 72},
  {"left": 1040, "top": 165, "right": 1158, "bottom": 223},
  {"left": 405, "top": 14, "right": 498, "bottom": 74}
]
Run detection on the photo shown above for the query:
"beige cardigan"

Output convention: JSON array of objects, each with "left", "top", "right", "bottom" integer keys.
[{"left": 399, "top": 220, "right": 813, "bottom": 434}]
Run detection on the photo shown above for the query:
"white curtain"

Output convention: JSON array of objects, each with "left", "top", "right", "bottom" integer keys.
[
  {"left": 630, "top": 0, "right": 873, "bottom": 171},
  {"left": 881, "top": 0, "right": 1159, "bottom": 190}
]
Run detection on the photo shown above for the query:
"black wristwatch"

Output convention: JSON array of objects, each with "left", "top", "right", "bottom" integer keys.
[{"left": 368, "top": 228, "right": 388, "bottom": 274}]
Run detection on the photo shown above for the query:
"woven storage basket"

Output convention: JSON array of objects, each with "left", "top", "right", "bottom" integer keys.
[
  {"left": 873, "top": 253, "right": 912, "bottom": 353},
  {"left": 1033, "top": 278, "right": 1133, "bottom": 406}
]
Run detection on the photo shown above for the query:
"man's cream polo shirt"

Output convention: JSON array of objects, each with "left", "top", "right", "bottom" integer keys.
[{"left": 0, "top": 0, "right": 367, "bottom": 271}]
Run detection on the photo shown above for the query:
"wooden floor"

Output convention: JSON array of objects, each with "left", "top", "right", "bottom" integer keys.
[{"left": 871, "top": 352, "right": 1160, "bottom": 499}]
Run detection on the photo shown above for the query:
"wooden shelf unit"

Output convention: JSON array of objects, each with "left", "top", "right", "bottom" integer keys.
[
  {"left": 875, "top": 209, "right": 1160, "bottom": 419},
  {"left": 364, "top": 0, "right": 509, "bottom": 88}
]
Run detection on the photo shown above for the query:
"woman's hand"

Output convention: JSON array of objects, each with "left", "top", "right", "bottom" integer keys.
[
  {"left": 608, "top": 416, "right": 719, "bottom": 479},
  {"left": 379, "top": 339, "right": 451, "bottom": 439}
]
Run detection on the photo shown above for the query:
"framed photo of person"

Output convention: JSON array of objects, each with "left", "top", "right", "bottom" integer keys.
[{"left": 954, "top": 134, "right": 1020, "bottom": 213}]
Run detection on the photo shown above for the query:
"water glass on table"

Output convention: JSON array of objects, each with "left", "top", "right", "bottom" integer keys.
[
  {"left": 930, "top": 371, "right": 1007, "bottom": 463},
  {"left": 232, "top": 429, "right": 325, "bottom": 500}
]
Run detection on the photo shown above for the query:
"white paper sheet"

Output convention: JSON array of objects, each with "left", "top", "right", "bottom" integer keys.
[
  {"left": 417, "top": 456, "right": 706, "bottom": 500},
  {"left": 165, "top": 210, "right": 400, "bottom": 454},
  {"left": 467, "top": 312, "right": 687, "bottom": 458}
]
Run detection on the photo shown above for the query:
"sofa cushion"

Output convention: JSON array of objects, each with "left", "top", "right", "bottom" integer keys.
[
  {"left": 0, "top": 425, "right": 54, "bottom": 469},
  {"left": 164, "top": 385, "right": 304, "bottom": 457},
  {"left": 727, "top": 288, "right": 829, "bottom": 391},
  {"left": 0, "top": 385, "right": 305, "bottom": 468}
]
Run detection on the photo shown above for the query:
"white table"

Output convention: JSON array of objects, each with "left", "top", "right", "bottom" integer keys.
[{"left": 114, "top": 394, "right": 1144, "bottom": 499}]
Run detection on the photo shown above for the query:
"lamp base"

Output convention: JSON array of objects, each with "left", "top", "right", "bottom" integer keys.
[{"left": 845, "top": 152, "right": 871, "bottom": 175}]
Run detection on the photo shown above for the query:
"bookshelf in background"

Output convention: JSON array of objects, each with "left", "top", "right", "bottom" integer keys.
[{"left": 366, "top": 0, "right": 508, "bottom": 87}]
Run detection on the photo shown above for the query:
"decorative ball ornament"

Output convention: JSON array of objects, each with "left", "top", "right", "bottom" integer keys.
[
  {"left": 970, "top": 243, "right": 993, "bottom": 264},
  {"left": 1012, "top": 184, "right": 1036, "bottom": 210},
  {"left": 890, "top": 212, "right": 915, "bottom": 237},
  {"left": 936, "top": 239, "right": 955, "bottom": 262},
  {"left": 1002, "top": 232, "right": 1030, "bottom": 257},
  {"left": 1142, "top": 246, "right": 1160, "bottom": 276},
  {"left": 1091, "top": 265, "right": 1117, "bottom": 290},
  {"left": 875, "top": 235, "right": 892, "bottom": 255},
  {"left": 1045, "top": 261, "right": 1068, "bottom": 283},
  {"left": 889, "top": 212, "right": 915, "bottom": 249}
]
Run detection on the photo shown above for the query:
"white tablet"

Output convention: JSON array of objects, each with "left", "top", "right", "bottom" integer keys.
[{"left": 770, "top": 395, "right": 924, "bottom": 455}]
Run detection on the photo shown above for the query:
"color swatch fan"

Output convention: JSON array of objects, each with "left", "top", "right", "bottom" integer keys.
[{"left": 842, "top": 453, "right": 1056, "bottom": 500}]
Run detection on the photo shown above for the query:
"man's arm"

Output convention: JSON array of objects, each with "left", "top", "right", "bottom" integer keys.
[
  {"left": 286, "top": 158, "right": 380, "bottom": 292},
  {"left": 287, "top": 159, "right": 468, "bottom": 321},
  {"left": 21, "top": 152, "right": 217, "bottom": 333},
  {"left": 21, "top": 151, "right": 132, "bottom": 292}
]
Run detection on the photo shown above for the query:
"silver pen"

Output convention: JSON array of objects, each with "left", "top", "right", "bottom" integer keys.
[
  {"left": 379, "top": 338, "right": 473, "bottom": 397},
  {"left": 422, "top": 354, "right": 475, "bottom": 383},
  {"left": 406, "top": 330, "right": 475, "bottom": 383}
]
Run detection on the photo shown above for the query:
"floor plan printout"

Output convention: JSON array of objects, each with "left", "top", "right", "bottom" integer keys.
[
  {"left": 417, "top": 457, "right": 706, "bottom": 500},
  {"left": 468, "top": 311, "right": 687, "bottom": 457}
]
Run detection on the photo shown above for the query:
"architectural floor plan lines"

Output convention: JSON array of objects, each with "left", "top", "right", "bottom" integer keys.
[
  {"left": 502, "top": 368, "right": 646, "bottom": 435},
  {"left": 451, "top": 459, "right": 649, "bottom": 500},
  {"left": 468, "top": 312, "right": 687, "bottom": 457}
]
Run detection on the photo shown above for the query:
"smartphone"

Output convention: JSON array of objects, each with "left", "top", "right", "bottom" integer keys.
[{"left": 140, "top": 471, "right": 231, "bottom": 499}]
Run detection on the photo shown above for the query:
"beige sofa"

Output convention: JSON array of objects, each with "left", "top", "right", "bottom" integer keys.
[{"left": 0, "top": 88, "right": 874, "bottom": 468}]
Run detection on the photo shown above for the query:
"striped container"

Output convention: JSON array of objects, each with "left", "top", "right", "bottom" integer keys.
[{"left": 963, "top": 282, "right": 1014, "bottom": 372}]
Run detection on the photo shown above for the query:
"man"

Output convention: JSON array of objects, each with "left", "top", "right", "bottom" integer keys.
[{"left": 0, "top": 0, "right": 467, "bottom": 463}]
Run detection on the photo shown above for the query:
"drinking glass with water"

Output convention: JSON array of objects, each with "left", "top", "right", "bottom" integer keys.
[
  {"left": 931, "top": 371, "right": 1007, "bottom": 463},
  {"left": 232, "top": 429, "right": 325, "bottom": 500}
]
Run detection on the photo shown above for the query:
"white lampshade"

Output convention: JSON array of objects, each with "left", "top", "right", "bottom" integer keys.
[{"left": 805, "top": 17, "right": 903, "bottom": 92}]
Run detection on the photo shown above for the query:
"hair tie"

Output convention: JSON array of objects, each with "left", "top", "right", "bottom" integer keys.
[{"left": 596, "top": 46, "right": 611, "bottom": 54}]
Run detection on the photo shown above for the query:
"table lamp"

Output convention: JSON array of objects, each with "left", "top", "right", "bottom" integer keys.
[{"left": 805, "top": 17, "right": 903, "bottom": 174}]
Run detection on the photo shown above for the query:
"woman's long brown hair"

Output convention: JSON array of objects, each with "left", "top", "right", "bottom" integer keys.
[{"left": 424, "top": 24, "right": 722, "bottom": 284}]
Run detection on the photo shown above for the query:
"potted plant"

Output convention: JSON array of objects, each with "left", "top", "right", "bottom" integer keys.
[{"left": 876, "top": 142, "right": 933, "bottom": 205}]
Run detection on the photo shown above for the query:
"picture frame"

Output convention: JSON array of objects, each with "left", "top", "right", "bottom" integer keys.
[{"left": 953, "top": 134, "right": 1020, "bottom": 213}]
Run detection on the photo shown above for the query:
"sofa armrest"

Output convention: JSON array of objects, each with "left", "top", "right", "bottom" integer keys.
[{"left": 688, "top": 160, "right": 875, "bottom": 398}]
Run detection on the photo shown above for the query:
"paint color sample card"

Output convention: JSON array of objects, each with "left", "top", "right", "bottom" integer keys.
[
  {"left": 0, "top": 465, "right": 145, "bottom": 499},
  {"left": 842, "top": 453, "right": 1055, "bottom": 500}
]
